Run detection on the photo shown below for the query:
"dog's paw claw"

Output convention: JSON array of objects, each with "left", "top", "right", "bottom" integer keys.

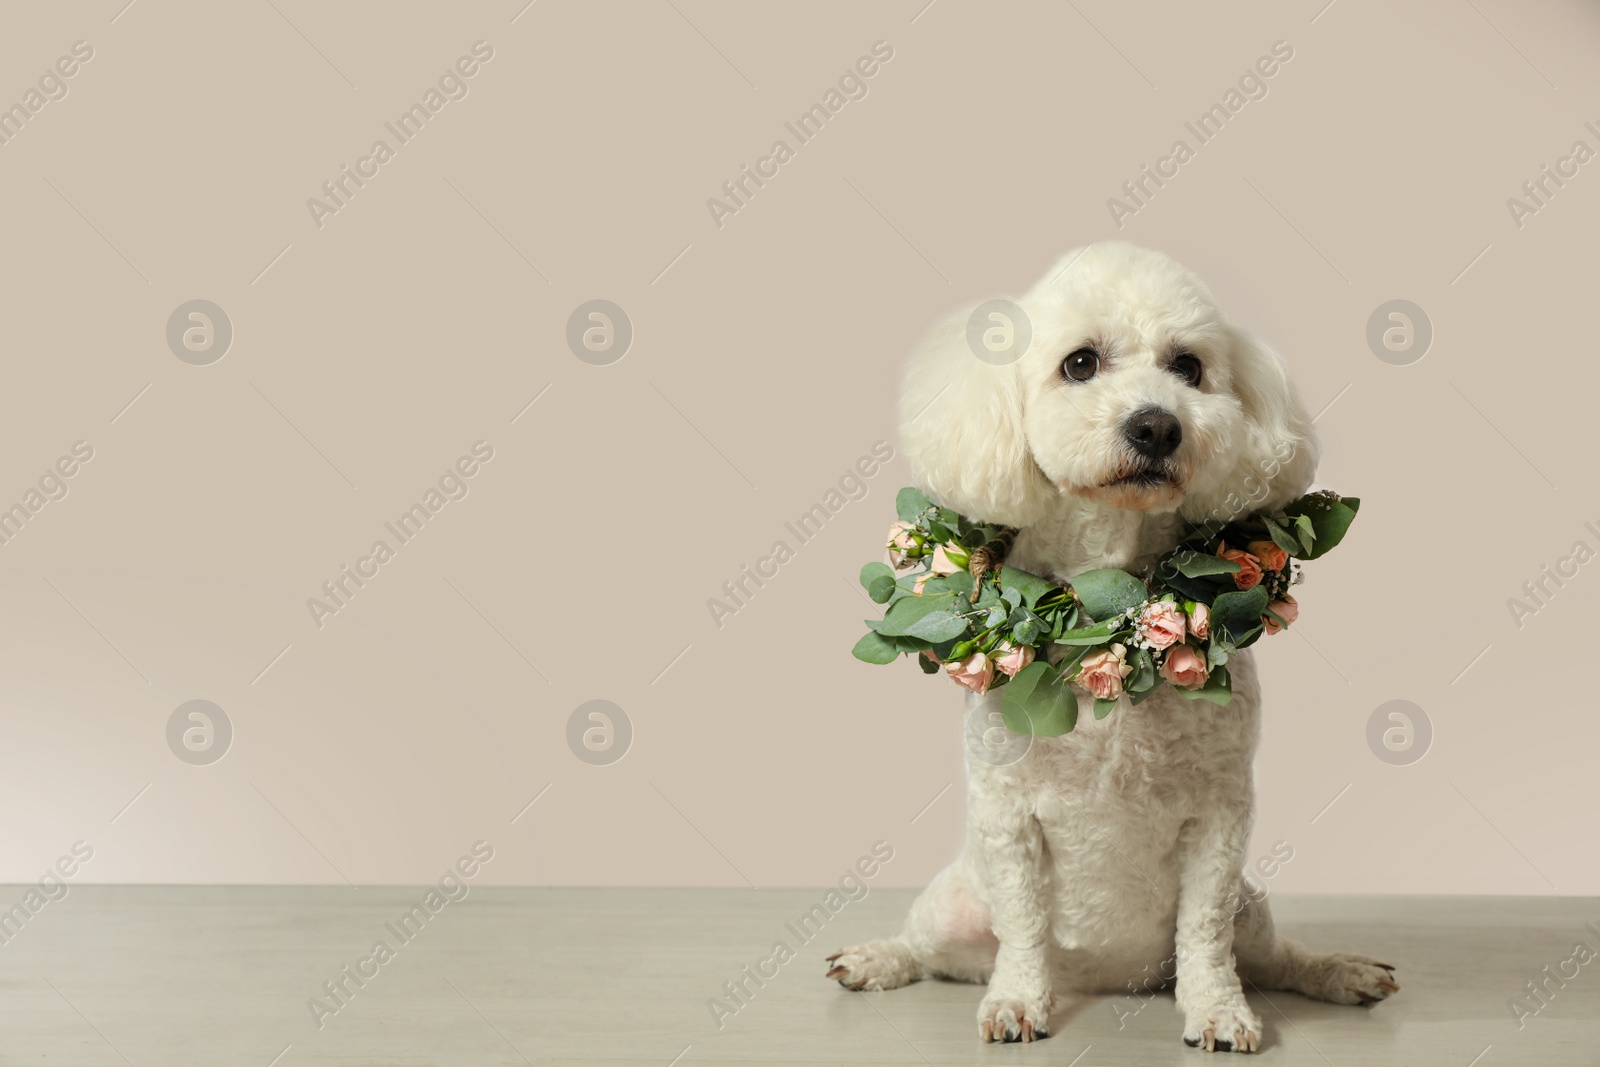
[
  {"left": 1182, "top": 1002, "right": 1261, "bottom": 1053},
  {"left": 977, "top": 991, "right": 1050, "bottom": 1043}
]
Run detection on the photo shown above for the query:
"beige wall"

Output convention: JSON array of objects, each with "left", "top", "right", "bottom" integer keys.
[{"left": 1, "top": 0, "right": 1594, "bottom": 893}]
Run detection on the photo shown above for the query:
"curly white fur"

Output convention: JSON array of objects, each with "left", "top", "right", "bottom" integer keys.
[{"left": 828, "top": 243, "right": 1398, "bottom": 1052}]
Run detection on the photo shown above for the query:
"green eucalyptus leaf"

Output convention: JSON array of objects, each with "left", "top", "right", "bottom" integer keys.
[
  {"left": 1070, "top": 568, "right": 1150, "bottom": 621},
  {"left": 998, "top": 565, "right": 1059, "bottom": 608},
  {"left": 1001, "top": 662, "right": 1077, "bottom": 736},
  {"left": 860, "top": 561, "right": 894, "bottom": 590},
  {"left": 1048, "top": 607, "right": 1071, "bottom": 641},
  {"left": 905, "top": 609, "right": 970, "bottom": 643},
  {"left": 1264, "top": 520, "right": 1301, "bottom": 556},
  {"left": 1000, "top": 661, "right": 1050, "bottom": 732},
  {"left": 1093, "top": 697, "right": 1119, "bottom": 720},
  {"left": 851, "top": 631, "right": 899, "bottom": 664},
  {"left": 895, "top": 486, "right": 932, "bottom": 523},
  {"left": 943, "top": 570, "right": 976, "bottom": 599},
  {"left": 876, "top": 592, "right": 958, "bottom": 636},
  {"left": 1128, "top": 648, "right": 1157, "bottom": 692},
  {"left": 1210, "top": 587, "right": 1269, "bottom": 642},
  {"left": 1170, "top": 551, "right": 1242, "bottom": 579},
  {"left": 1153, "top": 570, "right": 1216, "bottom": 605},
  {"left": 1295, "top": 513, "right": 1316, "bottom": 555},
  {"left": 1027, "top": 679, "right": 1079, "bottom": 736},
  {"left": 1055, "top": 619, "right": 1122, "bottom": 646},
  {"left": 1287, "top": 495, "right": 1359, "bottom": 559}
]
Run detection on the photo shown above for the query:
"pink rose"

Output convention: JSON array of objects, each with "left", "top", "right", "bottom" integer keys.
[
  {"left": 1159, "top": 644, "right": 1209, "bottom": 689},
  {"left": 886, "top": 521, "right": 918, "bottom": 569},
  {"left": 1137, "top": 600, "right": 1186, "bottom": 651},
  {"left": 1248, "top": 540, "right": 1289, "bottom": 573},
  {"left": 1187, "top": 602, "right": 1210, "bottom": 641},
  {"left": 1263, "top": 594, "right": 1299, "bottom": 635},
  {"left": 1217, "top": 543, "right": 1263, "bottom": 591},
  {"left": 929, "top": 544, "right": 963, "bottom": 576},
  {"left": 945, "top": 653, "right": 995, "bottom": 695},
  {"left": 992, "top": 642, "right": 1035, "bottom": 677},
  {"left": 1076, "top": 644, "right": 1131, "bottom": 700}
]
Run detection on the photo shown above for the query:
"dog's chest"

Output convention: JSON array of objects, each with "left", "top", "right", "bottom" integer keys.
[
  {"left": 967, "top": 679, "right": 1260, "bottom": 945},
  {"left": 1047, "top": 686, "right": 1249, "bottom": 809},
  {"left": 969, "top": 659, "right": 1259, "bottom": 830}
]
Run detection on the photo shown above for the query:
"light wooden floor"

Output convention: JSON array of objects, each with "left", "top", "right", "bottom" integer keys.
[{"left": 0, "top": 888, "right": 1593, "bottom": 1065}]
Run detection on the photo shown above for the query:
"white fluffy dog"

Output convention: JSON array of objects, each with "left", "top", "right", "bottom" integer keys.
[{"left": 826, "top": 243, "right": 1398, "bottom": 1052}]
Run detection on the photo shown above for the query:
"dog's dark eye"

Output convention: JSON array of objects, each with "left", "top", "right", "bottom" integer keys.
[
  {"left": 1170, "top": 353, "right": 1203, "bottom": 388},
  {"left": 1061, "top": 348, "right": 1099, "bottom": 382}
]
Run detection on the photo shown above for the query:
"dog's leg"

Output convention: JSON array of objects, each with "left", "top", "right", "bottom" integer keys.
[
  {"left": 826, "top": 863, "right": 999, "bottom": 990},
  {"left": 971, "top": 810, "right": 1052, "bottom": 1043},
  {"left": 1232, "top": 892, "right": 1399, "bottom": 1006},
  {"left": 1173, "top": 809, "right": 1263, "bottom": 1053}
]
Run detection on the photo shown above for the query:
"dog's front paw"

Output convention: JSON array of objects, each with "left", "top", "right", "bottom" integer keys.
[
  {"left": 1182, "top": 1000, "right": 1262, "bottom": 1053},
  {"left": 977, "top": 989, "right": 1052, "bottom": 1043}
]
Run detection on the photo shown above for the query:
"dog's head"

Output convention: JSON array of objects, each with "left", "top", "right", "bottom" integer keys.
[{"left": 898, "top": 242, "right": 1317, "bottom": 528}]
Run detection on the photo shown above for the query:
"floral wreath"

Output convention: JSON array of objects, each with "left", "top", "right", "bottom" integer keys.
[{"left": 851, "top": 486, "right": 1359, "bottom": 735}]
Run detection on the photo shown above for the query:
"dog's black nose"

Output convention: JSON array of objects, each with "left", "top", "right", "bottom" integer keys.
[{"left": 1124, "top": 408, "right": 1182, "bottom": 460}]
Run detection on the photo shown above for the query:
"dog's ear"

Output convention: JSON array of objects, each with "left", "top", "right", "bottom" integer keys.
[
  {"left": 896, "top": 310, "right": 1056, "bottom": 528},
  {"left": 1187, "top": 325, "right": 1320, "bottom": 522}
]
